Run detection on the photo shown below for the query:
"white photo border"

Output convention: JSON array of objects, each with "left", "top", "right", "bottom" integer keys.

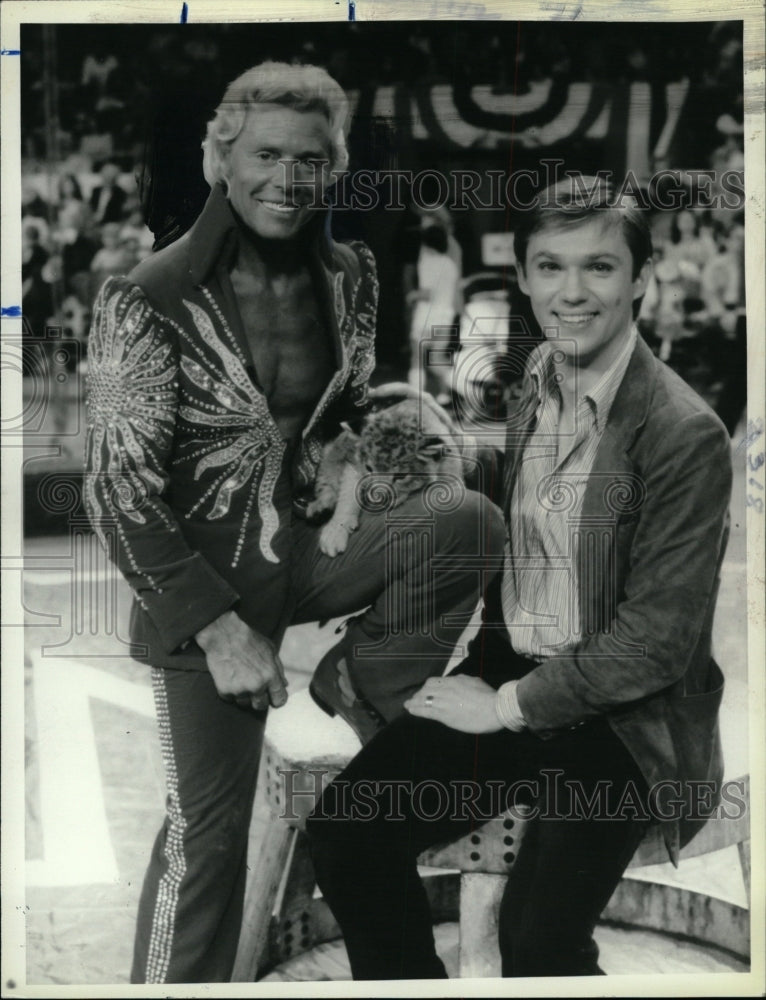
[{"left": 2, "top": 2, "right": 764, "bottom": 997}]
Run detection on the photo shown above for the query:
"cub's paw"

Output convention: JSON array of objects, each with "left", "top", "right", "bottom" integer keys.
[{"left": 319, "top": 517, "right": 358, "bottom": 557}]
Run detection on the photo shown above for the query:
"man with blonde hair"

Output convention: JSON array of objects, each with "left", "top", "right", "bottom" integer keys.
[{"left": 84, "top": 60, "right": 502, "bottom": 983}]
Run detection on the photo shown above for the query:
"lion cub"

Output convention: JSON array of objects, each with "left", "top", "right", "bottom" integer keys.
[{"left": 307, "top": 384, "right": 471, "bottom": 556}]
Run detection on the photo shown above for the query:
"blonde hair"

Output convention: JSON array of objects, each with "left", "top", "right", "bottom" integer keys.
[{"left": 202, "top": 61, "right": 350, "bottom": 188}]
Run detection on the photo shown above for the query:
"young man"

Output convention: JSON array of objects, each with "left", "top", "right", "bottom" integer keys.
[
  {"left": 83, "top": 61, "right": 503, "bottom": 983},
  {"left": 307, "top": 176, "right": 733, "bottom": 979}
]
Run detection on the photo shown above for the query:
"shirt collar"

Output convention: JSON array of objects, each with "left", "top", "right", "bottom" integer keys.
[{"left": 526, "top": 325, "right": 638, "bottom": 434}]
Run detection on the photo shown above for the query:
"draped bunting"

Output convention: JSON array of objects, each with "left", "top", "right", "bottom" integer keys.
[{"left": 348, "top": 78, "right": 690, "bottom": 178}]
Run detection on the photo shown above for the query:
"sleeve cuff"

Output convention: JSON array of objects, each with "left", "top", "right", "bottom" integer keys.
[
  {"left": 495, "top": 679, "right": 527, "bottom": 732},
  {"left": 133, "top": 552, "right": 240, "bottom": 654}
]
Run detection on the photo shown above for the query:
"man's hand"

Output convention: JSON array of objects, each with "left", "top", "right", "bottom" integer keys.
[
  {"left": 196, "top": 610, "right": 288, "bottom": 711},
  {"left": 404, "top": 675, "right": 503, "bottom": 734}
]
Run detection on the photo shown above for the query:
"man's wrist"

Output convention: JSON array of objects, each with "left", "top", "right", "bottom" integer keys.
[
  {"left": 495, "top": 679, "right": 527, "bottom": 732},
  {"left": 195, "top": 609, "right": 237, "bottom": 651}
]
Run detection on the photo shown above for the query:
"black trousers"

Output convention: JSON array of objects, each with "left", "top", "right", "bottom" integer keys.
[{"left": 307, "top": 628, "right": 651, "bottom": 980}]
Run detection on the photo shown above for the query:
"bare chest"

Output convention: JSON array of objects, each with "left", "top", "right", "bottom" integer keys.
[{"left": 230, "top": 265, "right": 336, "bottom": 440}]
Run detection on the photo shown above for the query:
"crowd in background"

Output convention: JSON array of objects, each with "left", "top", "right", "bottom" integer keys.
[
  {"left": 20, "top": 21, "right": 746, "bottom": 436},
  {"left": 639, "top": 201, "right": 746, "bottom": 433},
  {"left": 22, "top": 162, "right": 154, "bottom": 367}
]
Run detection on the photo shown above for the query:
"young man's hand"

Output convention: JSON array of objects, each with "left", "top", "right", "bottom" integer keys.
[
  {"left": 404, "top": 675, "right": 503, "bottom": 734},
  {"left": 196, "top": 610, "right": 288, "bottom": 710}
]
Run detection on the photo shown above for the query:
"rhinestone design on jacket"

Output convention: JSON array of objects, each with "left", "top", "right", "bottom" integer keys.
[{"left": 85, "top": 246, "right": 378, "bottom": 575}]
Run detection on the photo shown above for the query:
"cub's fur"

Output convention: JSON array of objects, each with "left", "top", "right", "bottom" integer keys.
[{"left": 307, "top": 385, "right": 473, "bottom": 556}]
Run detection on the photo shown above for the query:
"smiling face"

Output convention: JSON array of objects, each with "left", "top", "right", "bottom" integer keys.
[
  {"left": 517, "top": 215, "right": 651, "bottom": 373},
  {"left": 224, "top": 103, "right": 333, "bottom": 240}
]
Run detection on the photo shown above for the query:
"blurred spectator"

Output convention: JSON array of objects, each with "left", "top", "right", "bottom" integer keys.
[
  {"left": 57, "top": 172, "right": 83, "bottom": 202},
  {"left": 58, "top": 294, "right": 92, "bottom": 366},
  {"left": 117, "top": 232, "right": 143, "bottom": 273},
  {"left": 22, "top": 223, "right": 50, "bottom": 281},
  {"left": 57, "top": 172, "right": 82, "bottom": 203},
  {"left": 55, "top": 216, "right": 98, "bottom": 297},
  {"left": 666, "top": 210, "right": 713, "bottom": 272},
  {"left": 407, "top": 224, "right": 461, "bottom": 398},
  {"left": 22, "top": 255, "right": 59, "bottom": 372},
  {"left": 21, "top": 180, "right": 50, "bottom": 223},
  {"left": 661, "top": 209, "right": 714, "bottom": 309},
  {"left": 710, "top": 114, "right": 745, "bottom": 227},
  {"left": 641, "top": 255, "right": 686, "bottom": 362},
  {"left": 78, "top": 114, "right": 115, "bottom": 170},
  {"left": 90, "top": 222, "right": 131, "bottom": 280},
  {"left": 118, "top": 191, "right": 156, "bottom": 259},
  {"left": 418, "top": 205, "right": 463, "bottom": 276},
  {"left": 701, "top": 222, "right": 744, "bottom": 324},
  {"left": 90, "top": 161, "right": 127, "bottom": 224},
  {"left": 56, "top": 172, "right": 94, "bottom": 231},
  {"left": 56, "top": 120, "right": 91, "bottom": 174}
]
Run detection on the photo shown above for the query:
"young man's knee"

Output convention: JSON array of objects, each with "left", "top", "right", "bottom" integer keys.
[
  {"left": 306, "top": 802, "right": 372, "bottom": 871},
  {"left": 307, "top": 775, "right": 405, "bottom": 851},
  {"left": 306, "top": 781, "right": 354, "bottom": 840}
]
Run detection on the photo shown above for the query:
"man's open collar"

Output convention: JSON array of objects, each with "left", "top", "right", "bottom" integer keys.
[
  {"left": 526, "top": 340, "right": 554, "bottom": 400},
  {"left": 187, "top": 182, "right": 334, "bottom": 286},
  {"left": 508, "top": 331, "right": 657, "bottom": 487},
  {"left": 525, "top": 325, "right": 640, "bottom": 434}
]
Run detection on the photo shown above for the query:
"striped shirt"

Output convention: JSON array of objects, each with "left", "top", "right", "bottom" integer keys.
[
  {"left": 495, "top": 326, "right": 637, "bottom": 731},
  {"left": 502, "top": 325, "right": 638, "bottom": 658}
]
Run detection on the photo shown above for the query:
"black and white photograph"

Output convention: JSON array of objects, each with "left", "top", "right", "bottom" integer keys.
[{"left": 1, "top": 1, "right": 764, "bottom": 995}]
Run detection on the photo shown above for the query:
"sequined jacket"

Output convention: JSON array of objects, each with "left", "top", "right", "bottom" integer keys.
[{"left": 84, "top": 184, "right": 378, "bottom": 669}]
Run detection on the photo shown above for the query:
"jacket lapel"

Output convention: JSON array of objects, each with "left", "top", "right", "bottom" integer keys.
[
  {"left": 577, "top": 336, "right": 658, "bottom": 634},
  {"left": 580, "top": 336, "right": 656, "bottom": 520},
  {"left": 187, "top": 184, "right": 258, "bottom": 371},
  {"left": 300, "top": 249, "right": 350, "bottom": 442}
]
